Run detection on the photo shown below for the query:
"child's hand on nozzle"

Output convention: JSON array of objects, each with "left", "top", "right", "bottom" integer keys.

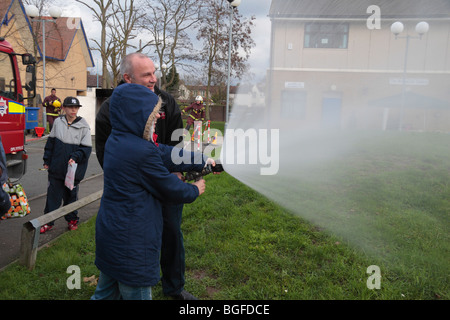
[
  {"left": 206, "top": 158, "right": 216, "bottom": 167},
  {"left": 193, "top": 179, "right": 205, "bottom": 195},
  {"left": 206, "top": 158, "right": 222, "bottom": 175},
  {"left": 206, "top": 158, "right": 223, "bottom": 176},
  {"left": 173, "top": 172, "right": 185, "bottom": 181}
]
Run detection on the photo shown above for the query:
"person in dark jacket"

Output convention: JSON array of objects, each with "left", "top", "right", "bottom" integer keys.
[
  {"left": 0, "top": 136, "right": 11, "bottom": 216},
  {"left": 42, "top": 88, "right": 62, "bottom": 132},
  {"left": 95, "top": 83, "right": 182, "bottom": 168},
  {"left": 40, "top": 97, "right": 92, "bottom": 233},
  {"left": 95, "top": 52, "right": 198, "bottom": 300},
  {"left": 91, "top": 83, "right": 211, "bottom": 300}
]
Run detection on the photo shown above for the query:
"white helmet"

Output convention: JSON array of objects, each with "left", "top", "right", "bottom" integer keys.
[{"left": 195, "top": 96, "right": 203, "bottom": 103}]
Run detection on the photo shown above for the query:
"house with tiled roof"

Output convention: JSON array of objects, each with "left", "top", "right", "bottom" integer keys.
[
  {"left": 267, "top": 0, "right": 450, "bottom": 131},
  {"left": 0, "top": 0, "right": 94, "bottom": 128},
  {"left": 87, "top": 72, "right": 102, "bottom": 89}
]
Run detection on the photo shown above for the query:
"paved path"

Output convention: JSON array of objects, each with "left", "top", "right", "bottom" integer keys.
[{"left": 0, "top": 134, "right": 104, "bottom": 270}]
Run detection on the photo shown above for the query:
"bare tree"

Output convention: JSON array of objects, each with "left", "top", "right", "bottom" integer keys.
[
  {"left": 76, "top": 0, "right": 114, "bottom": 88},
  {"left": 139, "top": 0, "right": 203, "bottom": 90},
  {"left": 106, "top": 0, "right": 145, "bottom": 86},
  {"left": 197, "top": 0, "right": 255, "bottom": 119}
]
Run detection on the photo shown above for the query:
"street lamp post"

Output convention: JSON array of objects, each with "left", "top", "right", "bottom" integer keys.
[
  {"left": 391, "top": 21, "right": 429, "bottom": 131},
  {"left": 25, "top": 5, "right": 62, "bottom": 133},
  {"left": 155, "top": 63, "right": 161, "bottom": 88},
  {"left": 225, "top": 0, "right": 241, "bottom": 125},
  {"left": 161, "top": 63, "right": 167, "bottom": 90}
]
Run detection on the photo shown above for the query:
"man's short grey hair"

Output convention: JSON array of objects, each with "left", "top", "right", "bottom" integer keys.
[{"left": 120, "top": 52, "right": 150, "bottom": 79}]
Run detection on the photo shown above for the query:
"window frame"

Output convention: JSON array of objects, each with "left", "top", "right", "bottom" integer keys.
[{"left": 304, "top": 22, "right": 349, "bottom": 49}]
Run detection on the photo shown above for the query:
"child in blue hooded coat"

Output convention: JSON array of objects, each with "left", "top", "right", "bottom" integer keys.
[{"left": 92, "top": 83, "right": 211, "bottom": 300}]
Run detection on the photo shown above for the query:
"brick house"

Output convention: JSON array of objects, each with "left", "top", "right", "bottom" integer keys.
[{"left": 1, "top": 0, "right": 94, "bottom": 127}]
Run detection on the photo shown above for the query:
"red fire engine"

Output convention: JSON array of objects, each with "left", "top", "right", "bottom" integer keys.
[{"left": 0, "top": 37, "right": 36, "bottom": 183}]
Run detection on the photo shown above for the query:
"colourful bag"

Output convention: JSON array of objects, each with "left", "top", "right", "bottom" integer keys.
[{"left": 1, "top": 183, "right": 31, "bottom": 220}]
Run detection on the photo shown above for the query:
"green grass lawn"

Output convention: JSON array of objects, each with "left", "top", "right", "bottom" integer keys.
[{"left": 0, "top": 128, "right": 448, "bottom": 300}]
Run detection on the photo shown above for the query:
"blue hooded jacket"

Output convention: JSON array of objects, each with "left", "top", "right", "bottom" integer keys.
[
  {"left": 0, "top": 136, "right": 11, "bottom": 215},
  {"left": 95, "top": 83, "right": 206, "bottom": 287}
]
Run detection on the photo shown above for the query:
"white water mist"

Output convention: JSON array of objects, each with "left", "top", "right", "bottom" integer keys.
[{"left": 221, "top": 0, "right": 450, "bottom": 279}]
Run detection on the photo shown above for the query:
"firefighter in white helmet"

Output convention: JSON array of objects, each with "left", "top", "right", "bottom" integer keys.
[{"left": 183, "top": 95, "right": 205, "bottom": 131}]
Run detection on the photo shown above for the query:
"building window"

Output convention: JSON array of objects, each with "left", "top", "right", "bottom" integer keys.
[
  {"left": 304, "top": 23, "right": 349, "bottom": 49},
  {"left": 0, "top": 52, "right": 17, "bottom": 100}
]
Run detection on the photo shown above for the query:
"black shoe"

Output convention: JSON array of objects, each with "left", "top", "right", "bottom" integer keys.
[{"left": 171, "top": 290, "right": 198, "bottom": 300}]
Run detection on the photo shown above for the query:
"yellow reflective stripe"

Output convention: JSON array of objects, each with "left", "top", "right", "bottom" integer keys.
[
  {"left": 47, "top": 113, "right": 59, "bottom": 116},
  {"left": 9, "top": 101, "right": 25, "bottom": 114}
]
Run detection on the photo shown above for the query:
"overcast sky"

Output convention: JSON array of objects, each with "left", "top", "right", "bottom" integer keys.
[{"left": 54, "top": 0, "right": 272, "bottom": 83}]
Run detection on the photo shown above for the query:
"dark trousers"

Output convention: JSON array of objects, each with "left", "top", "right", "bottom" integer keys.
[
  {"left": 160, "top": 203, "right": 185, "bottom": 296},
  {"left": 44, "top": 176, "right": 79, "bottom": 226},
  {"left": 46, "top": 115, "right": 58, "bottom": 132}
]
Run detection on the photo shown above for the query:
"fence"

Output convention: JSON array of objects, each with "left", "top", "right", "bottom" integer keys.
[{"left": 19, "top": 190, "right": 103, "bottom": 270}]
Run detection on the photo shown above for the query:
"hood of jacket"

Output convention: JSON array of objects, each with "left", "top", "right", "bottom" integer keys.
[
  {"left": 61, "top": 116, "right": 89, "bottom": 129},
  {"left": 110, "top": 83, "right": 161, "bottom": 140}
]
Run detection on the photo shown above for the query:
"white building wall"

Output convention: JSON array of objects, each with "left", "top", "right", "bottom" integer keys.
[{"left": 76, "top": 88, "right": 97, "bottom": 135}]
